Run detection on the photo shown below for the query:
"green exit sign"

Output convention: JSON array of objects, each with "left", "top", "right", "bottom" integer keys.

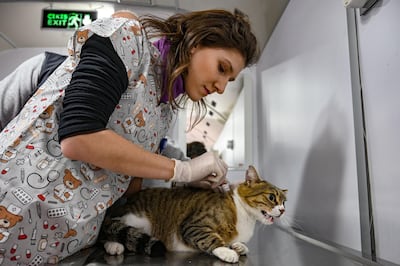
[{"left": 42, "top": 9, "right": 97, "bottom": 30}]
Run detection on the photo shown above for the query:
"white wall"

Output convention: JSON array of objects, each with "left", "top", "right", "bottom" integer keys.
[
  {"left": 356, "top": 1, "right": 400, "bottom": 263},
  {"left": 214, "top": 90, "right": 245, "bottom": 168},
  {"left": 256, "top": 0, "right": 361, "bottom": 252},
  {"left": 213, "top": 70, "right": 255, "bottom": 170}
]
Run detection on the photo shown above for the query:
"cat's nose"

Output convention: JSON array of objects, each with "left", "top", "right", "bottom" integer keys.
[{"left": 279, "top": 208, "right": 285, "bottom": 215}]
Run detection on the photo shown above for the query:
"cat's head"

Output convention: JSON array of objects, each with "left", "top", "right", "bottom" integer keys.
[{"left": 236, "top": 165, "right": 287, "bottom": 225}]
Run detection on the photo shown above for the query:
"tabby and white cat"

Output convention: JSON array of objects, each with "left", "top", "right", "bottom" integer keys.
[{"left": 100, "top": 165, "right": 287, "bottom": 263}]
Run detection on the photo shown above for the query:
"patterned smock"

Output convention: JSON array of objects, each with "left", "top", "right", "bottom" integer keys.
[{"left": 0, "top": 16, "right": 173, "bottom": 265}]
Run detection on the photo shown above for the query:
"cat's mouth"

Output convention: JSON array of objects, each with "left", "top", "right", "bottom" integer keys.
[{"left": 261, "top": 210, "right": 274, "bottom": 224}]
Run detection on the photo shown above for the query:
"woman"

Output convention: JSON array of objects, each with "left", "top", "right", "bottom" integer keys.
[{"left": 0, "top": 8, "right": 259, "bottom": 264}]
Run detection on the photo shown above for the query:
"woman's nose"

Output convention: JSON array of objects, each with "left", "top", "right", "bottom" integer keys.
[{"left": 214, "top": 78, "right": 229, "bottom": 94}]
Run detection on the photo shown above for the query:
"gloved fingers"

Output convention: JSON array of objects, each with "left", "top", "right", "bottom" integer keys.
[
  {"left": 214, "top": 157, "right": 228, "bottom": 178},
  {"left": 209, "top": 176, "right": 228, "bottom": 189},
  {"left": 207, "top": 159, "right": 228, "bottom": 185},
  {"left": 215, "top": 181, "right": 231, "bottom": 193},
  {"left": 217, "top": 177, "right": 229, "bottom": 187},
  {"left": 219, "top": 158, "right": 229, "bottom": 171},
  {"left": 187, "top": 180, "right": 213, "bottom": 189},
  {"left": 190, "top": 151, "right": 214, "bottom": 163},
  {"left": 178, "top": 151, "right": 229, "bottom": 186},
  {"left": 202, "top": 171, "right": 225, "bottom": 186}
]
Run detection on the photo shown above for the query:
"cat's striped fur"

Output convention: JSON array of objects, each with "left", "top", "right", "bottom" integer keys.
[{"left": 100, "top": 165, "right": 287, "bottom": 263}]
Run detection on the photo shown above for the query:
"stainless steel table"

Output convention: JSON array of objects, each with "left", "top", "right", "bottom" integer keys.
[{"left": 58, "top": 225, "right": 394, "bottom": 266}]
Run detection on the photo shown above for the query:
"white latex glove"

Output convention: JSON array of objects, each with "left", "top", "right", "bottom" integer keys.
[{"left": 170, "top": 152, "right": 228, "bottom": 188}]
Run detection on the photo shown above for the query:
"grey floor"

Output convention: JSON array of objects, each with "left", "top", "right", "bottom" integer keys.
[{"left": 58, "top": 225, "right": 394, "bottom": 266}]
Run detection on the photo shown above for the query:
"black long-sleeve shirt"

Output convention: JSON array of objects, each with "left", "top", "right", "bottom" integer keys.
[{"left": 52, "top": 34, "right": 128, "bottom": 141}]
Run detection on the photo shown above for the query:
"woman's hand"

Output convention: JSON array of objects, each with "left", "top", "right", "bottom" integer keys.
[{"left": 171, "top": 151, "right": 228, "bottom": 188}]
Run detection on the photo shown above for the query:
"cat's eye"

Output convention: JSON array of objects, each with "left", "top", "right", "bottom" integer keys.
[{"left": 268, "top": 194, "right": 276, "bottom": 202}]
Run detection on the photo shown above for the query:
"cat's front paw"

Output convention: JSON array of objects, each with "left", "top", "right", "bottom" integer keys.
[
  {"left": 104, "top": 241, "right": 125, "bottom": 255},
  {"left": 212, "top": 247, "right": 239, "bottom": 263},
  {"left": 231, "top": 242, "right": 249, "bottom": 255}
]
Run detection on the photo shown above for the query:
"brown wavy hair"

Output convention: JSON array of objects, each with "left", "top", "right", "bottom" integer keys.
[{"left": 140, "top": 9, "right": 260, "bottom": 127}]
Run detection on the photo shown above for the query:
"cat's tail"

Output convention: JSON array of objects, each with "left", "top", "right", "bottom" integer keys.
[{"left": 100, "top": 220, "right": 166, "bottom": 257}]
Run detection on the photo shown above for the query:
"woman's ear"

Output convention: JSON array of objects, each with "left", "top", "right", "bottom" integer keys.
[{"left": 190, "top": 45, "right": 199, "bottom": 55}]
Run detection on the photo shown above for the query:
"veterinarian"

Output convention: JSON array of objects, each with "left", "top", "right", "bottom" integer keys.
[{"left": 0, "top": 9, "right": 259, "bottom": 264}]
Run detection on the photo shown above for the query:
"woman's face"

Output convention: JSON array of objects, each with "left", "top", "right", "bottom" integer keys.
[{"left": 184, "top": 46, "right": 245, "bottom": 102}]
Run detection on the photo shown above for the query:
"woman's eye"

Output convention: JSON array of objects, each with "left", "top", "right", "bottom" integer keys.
[{"left": 218, "top": 64, "right": 226, "bottom": 74}]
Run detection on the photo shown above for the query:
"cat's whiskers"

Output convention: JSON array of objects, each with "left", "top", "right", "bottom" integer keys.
[
  {"left": 278, "top": 216, "right": 293, "bottom": 229},
  {"left": 278, "top": 214, "right": 306, "bottom": 232}
]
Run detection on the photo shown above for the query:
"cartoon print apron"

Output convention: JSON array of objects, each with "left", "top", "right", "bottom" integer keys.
[{"left": 0, "top": 17, "right": 172, "bottom": 265}]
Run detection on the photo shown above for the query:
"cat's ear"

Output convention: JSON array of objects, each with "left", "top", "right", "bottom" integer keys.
[{"left": 246, "top": 165, "right": 261, "bottom": 186}]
